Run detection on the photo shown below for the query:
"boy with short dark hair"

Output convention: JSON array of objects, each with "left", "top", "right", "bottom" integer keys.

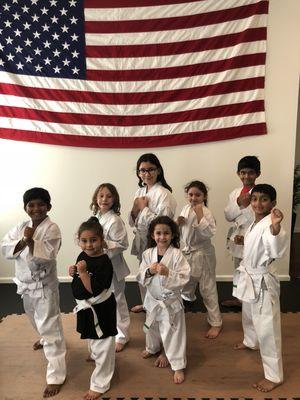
[
  {"left": 223, "top": 156, "right": 261, "bottom": 307},
  {"left": 1, "top": 187, "right": 66, "bottom": 398},
  {"left": 233, "top": 184, "right": 287, "bottom": 392}
]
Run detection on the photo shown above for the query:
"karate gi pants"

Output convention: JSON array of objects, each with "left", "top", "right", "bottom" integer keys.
[
  {"left": 23, "top": 286, "right": 66, "bottom": 385},
  {"left": 112, "top": 275, "right": 130, "bottom": 344},
  {"left": 181, "top": 252, "right": 222, "bottom": 327},
  {"left": 88, "top": 336, "right": 115, "bottom": 393},
  {"left": 242, "top": 289, "right": 283, "bottom": 383},
  {"left": 145, "top": 309, "right": 186, "bottom": 371}
]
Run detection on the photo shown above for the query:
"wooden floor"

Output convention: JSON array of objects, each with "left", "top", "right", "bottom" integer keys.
[{"left": 1, "top": 312, "right": 300, "bottom": 400}]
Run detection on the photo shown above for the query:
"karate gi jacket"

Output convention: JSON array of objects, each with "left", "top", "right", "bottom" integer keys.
[
  {"left": 136, "top": 246, "right": 190, "bottom": 327},
  {"left": 97, "top": 210, "right": 130, "bottom": 282},
  {"left": 224, "top": 187, "right": 254, "bottom": 258},
  {"left": 1, "top": 216, "right": 61, "bottom": 297},
  {"left": 129, "top": 182, "right": 177, "bottom": 259},
  {"left": 233, "top": 214, "right": 287, "bottom": 304},
  {"left": 179, "top": 204, "right": 216, "bottom": 277}
]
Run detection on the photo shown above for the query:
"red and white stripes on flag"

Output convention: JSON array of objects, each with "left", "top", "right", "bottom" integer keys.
[{"left": 0, "top": 0, "right": 268, "bottom": 148}]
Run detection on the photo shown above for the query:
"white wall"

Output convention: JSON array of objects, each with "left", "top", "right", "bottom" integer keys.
[{"left": 1, "top": 0, "right": 300, "bottom": 282}]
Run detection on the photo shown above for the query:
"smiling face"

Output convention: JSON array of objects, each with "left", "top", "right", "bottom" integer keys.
[
  {"left": 237, "top": 168, "right": 260, "bottom": 188},
  {"left": 96, "top": 186, "right": 114, "bottom": 214},
  {"left": 25, "top": 199, "right": 51, "bottom": 226},
  {"left": 187, "top": 186, "right": 206, "bottom": 207},
  {"left": 250, "top": 191, "right": 275, "bottom": 220},
  {"left": 79, "top": 229, "right": 103, "bottom": 257},
  {"left": 152, "top": 223, "right": 173, "bottom": 252},
  {"left": 138, "top": 161, "right": 160, "bottom": 189}
]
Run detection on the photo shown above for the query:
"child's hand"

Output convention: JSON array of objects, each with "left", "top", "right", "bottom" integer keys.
[
  {"left": 193, "top": 203, "right": 204, "bottom": 222},
  {"left": 157, "top": 263, "right": 169, "bottom": 276},
  {"left": 76, "top": 260, "right": 87, "bottom": 274},
  {"left": 68, "top": 265, "right": 77, "bottom": 277},
  {"left": 234, "top": 235, "right": 244, "bottom": 245},
  {"left": 270, "top": 208, "right": 283, "bottom": 236},
  {"left": 136, "top": 196, "right": 148, "bottom": 211},
  {"left": 237, "top": 193, "right": 251, "bottom": 208},
  {"left": 150, "top": 262, "right": 159, "bottom": 275},
  {"left": 177, "top": 216, "right": 185, "bottom": 226},
  {"left": 23, "top": 226, "right": 35, "bottom": 240},
  {"left": 131, "top": 198, "right": 140, "bottom": 216}
]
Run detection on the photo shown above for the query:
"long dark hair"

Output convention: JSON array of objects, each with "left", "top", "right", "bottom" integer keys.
[
  {"left": 147, "top": 216, "right": 180, "bottom": 249},
  {"left": 136, "top": 153, "right": 172, "bottom": 192},
  {"left": 90, "top": 183, "right": 121, "bottom": 215}
]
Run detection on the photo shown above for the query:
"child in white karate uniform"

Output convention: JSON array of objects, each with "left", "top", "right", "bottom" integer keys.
[
  {"left": 69, "top": 217, "right": 117, "bottom": 400},
  {"left": 129, "top": 153, "right": 177, "bottom": 313},
  {"left": 137, "top": 216, "right": 190, "bottom": 384},
  {"left": 223, "top": 156, "right": 261, "bottom": 307},
  {"left": 90, "top": 183, "right": 130, "bottom": 352},
  {"left": 178, "top": 181, "right": 222, "bottom": 338},
  {"left": 1, "top": 187, "right": 66, "bottom": 398},
  {"left": 233, "top": 184, "right": 287, "bottom": 393}
]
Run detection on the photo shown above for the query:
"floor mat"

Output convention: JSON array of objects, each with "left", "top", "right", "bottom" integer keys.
[{"left": 0, "top": 312, "right": 299, "bottom": 399}]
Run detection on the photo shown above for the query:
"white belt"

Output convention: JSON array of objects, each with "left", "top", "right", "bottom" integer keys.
[
  {"left": 144, "top": 296, "right": 179, "bottom": 334},
  {"left": 13, "top": 277, "right": 45, "bottom": 298},
  {"left": 73, "top": 288, "right": 112, "bottom": 338}
]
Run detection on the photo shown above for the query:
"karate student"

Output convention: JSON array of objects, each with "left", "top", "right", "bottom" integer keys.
[
  {"left": 233, "top": 184, "right": 287, "bottom": 392},
  {"left": 223, "top": 156, "right": 261, "bottom": 307},
  {"left": 90, "top": 182, "right": 130, "bottom": 352},
  {"left": 69, "top": 217, "right": 117, "bottom": 400},
  {"left": 1, "top": 187, "right": 66, "bottom": 398},
  {"left": 137, "top": 216, "right": 190, "bottom": 384},
  {"left": 129, "top": 153, "right": 177, "bottom": 313},
  {"left": 178, "top": 180, "right": 222, "bottom": 338}
]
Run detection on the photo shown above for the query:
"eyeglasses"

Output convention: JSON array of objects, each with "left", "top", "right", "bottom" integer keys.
[{"left": 138, "top": 167, "right": 157, "bottom": 174}]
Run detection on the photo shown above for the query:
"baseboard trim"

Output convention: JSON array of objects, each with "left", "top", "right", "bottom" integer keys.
[{"left": 0, "top": 274, "right": 291, "bottom": 283}]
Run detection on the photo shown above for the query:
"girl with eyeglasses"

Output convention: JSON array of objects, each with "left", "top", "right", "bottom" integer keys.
[{"left": 129, "top": 153, "right": 177, "bottom": 313}]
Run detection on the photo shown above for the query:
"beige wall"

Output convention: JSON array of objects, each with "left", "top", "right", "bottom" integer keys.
[{"left": 1, "top": 0, "right": 300, "bottom": 282}]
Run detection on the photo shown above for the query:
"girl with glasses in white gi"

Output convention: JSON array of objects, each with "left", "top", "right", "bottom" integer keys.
[
  {"left": 90, "top": 183, "right": 130, "bottom": 353},
  {"left": 137, "top": 216, "right": 190, "bottom": 384},
  {"left": 177, "top": 181, "right": 222, "bottom": 338},
  {"left": 129, "top": 153, "right": 177, "bottom": 313},
  {"left": 69, "top": 217, "right": 117, "bottom": 400}
]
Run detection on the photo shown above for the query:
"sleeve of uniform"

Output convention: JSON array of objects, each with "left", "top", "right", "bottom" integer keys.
[
  {"left": 136, "top": 250, "right": 152, "bottom": 286},
  {"left": 162, "top": 250, "right": 190, "bottom": 291},
  {"left": 138, "top": 191, "right": 177, "bottom": 229},
  {"left": 224, "top": 190, "right": 253, "bottom": 227},
  {"left": 105, "top": 218, "right": 129, "bottom": 258},
  {"left": 262, "top": 226, "right": 288, "bottom": 259},
  {"left": 192, "top": 208, "right": 216, "bottom": 240},
  {"left": 91, "top": 257, "right": 114, "bottom": 296},
  {"left": 224, "top": 190, "right": 244, "bottom": 222},
  {"left": 1, "top": 223, "right": 24, "bottom": 259},
  {"left": 29, "top": 223, "right": 61, "bottom": 266}
]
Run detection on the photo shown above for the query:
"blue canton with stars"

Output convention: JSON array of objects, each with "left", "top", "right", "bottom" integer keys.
[{"left": 0, "top": 0, "right": 86, "bottom": 79}]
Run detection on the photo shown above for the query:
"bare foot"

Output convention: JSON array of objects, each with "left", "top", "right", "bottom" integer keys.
[
  {"left": 86, "top": 355, "right": 95, "bottom": 362},
  {"left": 83, "top": 389, "right": 103, "bottom": 400},
  {"left": 115, "top": 341, "right": 126, "bottom": 352},
  {"left": 141, "top": 350, "right": 155, "bottom": 359},
  {"left": 205, "top": 325, "right": 222, "bottom": 339},
  {"left": 174, "top": 369, "right": 185, "bottom": 384},
  {"left": 130, "top": 304, "right": 144, "bottom": 313},
  {"left": 33, "top": 340, "right": 43, "bottom": 350},
  {"left": 221, "top": 299, "right": 242, "bottom": 308},
  {"left": 233, "top": 342, "right": 248, "bottom": 350},
  {"left": 253, "top": 378, "right": 282, "bottom": 392},
  {"left": 154, "top": 353, "right": 169, "bottom": 368},
  {"left": 43, "top": 384, "right": 63, "bottom": 398}
]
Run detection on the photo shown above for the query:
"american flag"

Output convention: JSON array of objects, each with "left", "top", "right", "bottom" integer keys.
[{"left": 0, "top": 0, "right": 268, "bottom": 148}]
